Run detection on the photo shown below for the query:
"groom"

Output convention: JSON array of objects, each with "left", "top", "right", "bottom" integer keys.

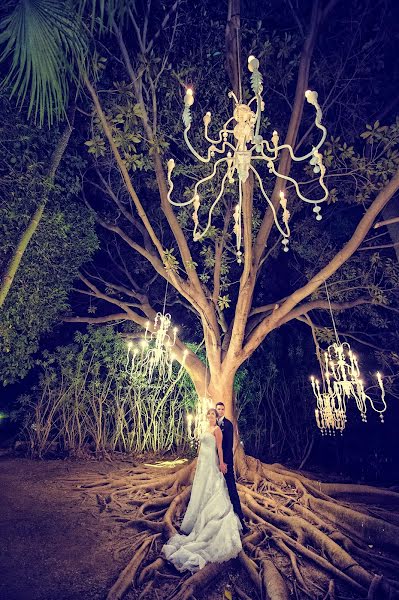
[{"left": 216, "top": 402, "right": 249, "bottom": 534}]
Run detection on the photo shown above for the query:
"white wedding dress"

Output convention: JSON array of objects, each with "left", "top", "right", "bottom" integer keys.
[{"left": 162, "top": 431, "right": 242, "bottom": 572}]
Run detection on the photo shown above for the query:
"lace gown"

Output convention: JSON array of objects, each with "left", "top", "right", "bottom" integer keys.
[{"left": 162, "top": 431, "right": 242, "bottom": 572}]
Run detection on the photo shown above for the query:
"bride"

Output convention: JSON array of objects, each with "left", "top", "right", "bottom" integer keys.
[{"left": 162, "top": 408, "right": 242, "bottom": 572}]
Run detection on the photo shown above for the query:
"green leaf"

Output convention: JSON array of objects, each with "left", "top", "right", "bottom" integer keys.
[
  {"left": 218, "top": 295, "right": 230, "bottom": 310},
  {"left": 0, "top": 0, "right": 88, "bottom": 126}
]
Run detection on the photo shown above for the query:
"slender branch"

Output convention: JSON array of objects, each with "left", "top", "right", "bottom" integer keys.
[
  {"left": 64, "top": 313, "right": 127, "bottom": 324},
  {"left": 84, "top": 76, "right": 167, "bottom": 262},
  {"left": 77, "top": 274, "right": 150, "bottom": 327},
  {"left": 297, "top": 316, "right": 393, "bottom": 353},
  {"left": 0, "top": 108, "right": 75, "bottom": 308},
  {"left": 278, "top": 298, "right": 371, "bottom": 327},
  {"left": 374, "top": 216, "right": 399, "bottom": 229},
  {"left": 358, "top": 242, "right": 399, "bottom": 251}
]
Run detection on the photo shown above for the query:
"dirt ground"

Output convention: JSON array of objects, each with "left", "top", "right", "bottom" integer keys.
[
  {"left": 0, "top": 454, "right": 255, "bottom": 600},
  {"left": 0, "top": 455, "right": 128, "bottom": 600}
]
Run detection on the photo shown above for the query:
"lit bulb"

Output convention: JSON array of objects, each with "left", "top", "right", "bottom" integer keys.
[
  {"left": 247, "top": 55, "right": 259, "bottom": 72},
  {"left": 184, "top": 88, "right": 194, "bottom": 106}
]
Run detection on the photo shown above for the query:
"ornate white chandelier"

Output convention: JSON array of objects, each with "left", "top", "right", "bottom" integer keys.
[
  {"left": 126, "top": 314, "right": 187, "bottom": 383},
  {"left": 310, "top": 285, "right": 387, "bottom": 434},
  {"left": 167, "top": 55, "right": 329, "bottom": 262}
]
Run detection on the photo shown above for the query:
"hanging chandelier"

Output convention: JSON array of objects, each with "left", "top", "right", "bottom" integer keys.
[
  {"left": 126, "top": 314, "right": 187, "bottom": 383},
  {"left": 311, "top": 381, "right": 347, "bottom": 436},
  {"left": 310, "top": 284, "right": 387, "bottom": 433},
  {"left": 167, "top": 55, "right": 329, "bottom": 262},
  {"left": 186, "top": 395, "right": 214, "bottom": 442}
]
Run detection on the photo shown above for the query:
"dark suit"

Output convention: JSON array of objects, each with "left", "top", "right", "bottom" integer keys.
[{"left": 218, "top": 417, "right": 244, "bottom": 522}]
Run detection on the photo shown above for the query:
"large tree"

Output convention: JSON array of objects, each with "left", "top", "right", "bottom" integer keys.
[{"left": 2, "top": 1, "right": 399, "bottom": 598}]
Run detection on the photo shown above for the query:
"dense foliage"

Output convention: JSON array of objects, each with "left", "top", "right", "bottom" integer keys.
[
  {"left": 13, "top": 326, "right": 197, "bottom": 457},
  {"left": 0, "top": 95, "right": 98, "bottom": 383}
]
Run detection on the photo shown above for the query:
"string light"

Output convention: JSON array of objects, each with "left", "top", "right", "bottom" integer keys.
[{"left": 167, "top": 55, "right": 329, "bottom": 262}]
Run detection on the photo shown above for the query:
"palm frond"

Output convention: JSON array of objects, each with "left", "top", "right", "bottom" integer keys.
[
  {"left": 77, "top": 0, "right": 134, "bottom": 34},
  {"left": 0, "top": 0, "right": 88, "bottom": 126}
]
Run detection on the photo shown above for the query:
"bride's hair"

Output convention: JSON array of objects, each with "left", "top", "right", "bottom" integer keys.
[{"left": 206, "top": 408, "right": 217, "bottom": 418}]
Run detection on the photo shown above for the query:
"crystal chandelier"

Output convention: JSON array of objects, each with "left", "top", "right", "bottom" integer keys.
[
  {"left": 310, "top": 284, "right": 387, "bottom": 433},
  {"left": 167, "top": 55, "right": 329, "bottom": 262},
  {"left": 186, "top": 395, "right": 214, "bottom": 442},
  {"left": 323, "top": 342, "right": 386, "bottom": 424},
  {"left": 126, "top": 314, "right": 187, "bottom": 383},
  {"left": 311, "top": 378, "right": 347, "bottom": 435}
]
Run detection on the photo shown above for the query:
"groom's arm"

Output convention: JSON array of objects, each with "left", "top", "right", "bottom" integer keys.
[{"left": 225, "top": 420, "right": 234, "bottom": 457}]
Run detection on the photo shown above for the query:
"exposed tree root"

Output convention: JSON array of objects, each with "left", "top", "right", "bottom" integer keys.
[{"left": 72, "top": 456, "right": 399, "bottom": 600}]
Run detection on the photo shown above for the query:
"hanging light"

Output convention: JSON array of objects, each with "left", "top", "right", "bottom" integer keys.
[
  {"left": 167, "top": 55, "right": 329, "bottom": 262},
  {"left": 310, "top": 284, "right": 387, "bottom": 433},
  {"left": 187, "top": 396, "right": 214, "bottom": 441},
  {"left": 126, "top": 333, "right": 187, "bottom": 384},
  {"left": 311, "top": 376, "right": 346, "bottom": 435}
]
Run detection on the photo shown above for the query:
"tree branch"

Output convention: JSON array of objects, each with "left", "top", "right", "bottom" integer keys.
[
  {"left": 242, "top": 168, "right": 399, "bottom": 360},
  {"left": 278, "top": 297, "right": 371, "bottom": 327},
  {"left": 253, "top": 0, "right": 324, "bottom": 265},
  {"left": 63, "top": 313, "right": 127, "bottom": 324}
]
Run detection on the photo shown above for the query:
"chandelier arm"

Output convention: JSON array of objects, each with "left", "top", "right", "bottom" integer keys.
[
  {"left": 368, "top": 379, "right": 387, "bottom": 416},
  {"left": 167, "top": 157, "right": 229, "bottom": 207},
  {"left": 209, "top": 139, "right": 237, "bottom": 155},
  {"left": 228, "top": 90, "right": 239, "bottom": 105},
  {"left": 265, "top": 155, "right": 329, "bottom": 205},
  {"left": 183, "top": 120, "right": 236, "bottom": 164},
  {"left": 192, "top": 157, "right": 229, "bottom": 198},
  {"left": 250, "top": 165, "right": 291, "bottom": 238},
  {"left": 183, "top": 126, "right": 215, "bottom": 164},
  {"left": 247, "top": 96, "right": 258, "bottom": 109},
  {"left": 257, "top": 140, "right": 278, "bottom": 157},
  {"left": 194, "top": 171, "right": 230, "bottom": 241},
  {"left": 274, "top": 119, "right": 327, "bottom": 162},
  {"left": 204, "top": 117, "right": 236, "bottom": 145}
]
